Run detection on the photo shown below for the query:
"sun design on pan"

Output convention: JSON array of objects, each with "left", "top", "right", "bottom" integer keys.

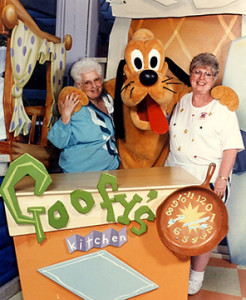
[{"left": 177, "top": 203, "right": 208, "bottom": 232}]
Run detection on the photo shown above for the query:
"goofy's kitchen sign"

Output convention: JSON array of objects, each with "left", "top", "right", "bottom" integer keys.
[{"left": 0, "top": 154, "right": 157, "bottom": 243}]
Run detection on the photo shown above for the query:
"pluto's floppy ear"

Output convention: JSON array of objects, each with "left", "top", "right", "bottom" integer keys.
[
  {"left": 165, "top": 57, "right": 191, "bottom": 87},
  {"left": 113, "top": 59, "right": 126, "bottom": 139}
]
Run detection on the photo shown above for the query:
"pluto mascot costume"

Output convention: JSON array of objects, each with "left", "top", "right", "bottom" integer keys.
[
  {"left": 59, "top": 28, "right": 239, "bottom": 169},
  {"left": 104, "top": 28, "right": 238, "bottom": 168}
]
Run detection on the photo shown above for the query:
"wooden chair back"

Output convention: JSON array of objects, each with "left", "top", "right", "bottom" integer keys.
[{"left": 0, "top": 0, "right": 72, "bottom": 169}]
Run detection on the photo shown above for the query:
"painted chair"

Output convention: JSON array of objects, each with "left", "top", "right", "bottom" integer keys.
[{"left": 0, "top": 0, "right": 72, "bottom": 170}]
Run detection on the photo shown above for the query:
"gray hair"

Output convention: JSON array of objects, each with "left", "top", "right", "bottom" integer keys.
[
  {"left": 189, "top": 53, "right": 220, "bottom": 78},
  {"left": 70, "top": 58, "right": 103, "bottom": 83}
]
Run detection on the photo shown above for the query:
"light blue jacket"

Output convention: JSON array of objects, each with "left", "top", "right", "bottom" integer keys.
[{"left": 47, "top": 94, "right": 120, "bottom": 173}]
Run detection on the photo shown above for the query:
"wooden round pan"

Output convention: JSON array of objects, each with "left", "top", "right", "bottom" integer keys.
[{"left": 156, "top": 163, "right": 229, "bottom": 256}]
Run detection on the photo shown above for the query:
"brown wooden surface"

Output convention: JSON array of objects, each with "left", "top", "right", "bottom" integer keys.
[
  {"left": 0, "top": 140, "right": 11, "bottom": 155},
  {"left": 2, "top": 37, "right": 14, "bottom": 142},
  {"left": 1, "top": 0, "right": 60, "bottom": 42},
  {"left": 0, "top": 0, "right": 10, "bottom": 35},
  {"left": 11, "top": 141, "right": 59, "bottom": 169},
  {"left": 25, "top": 106, "right": 46, "bottom": 144},
  {"left": 41, "top": 62, "right": 52, "bottom": 146},
  {"left": 0, "top": 140, "right": 58, "bottom": 169}
]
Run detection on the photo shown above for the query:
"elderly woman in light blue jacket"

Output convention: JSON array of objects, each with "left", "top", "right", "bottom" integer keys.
[{"left": 48, "top": 58, "right": 120, "bottom": 173}]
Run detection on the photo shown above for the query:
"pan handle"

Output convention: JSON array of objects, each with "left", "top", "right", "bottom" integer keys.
[{"left": 201, "top": 163, "right": 216, "bottom": 188}]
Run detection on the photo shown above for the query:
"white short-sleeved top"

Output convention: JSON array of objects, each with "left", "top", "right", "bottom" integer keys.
[{"left": 165, "top": 92, "right": 244, "bottom": 183}]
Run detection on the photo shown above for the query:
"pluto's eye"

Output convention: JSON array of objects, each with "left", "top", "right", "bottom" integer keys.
[
  {"left": 131, "top": 49, "right": 144, "bottom": 72},
  {"left": 148, "top": 49, "right": 161, "bottom": 71}
]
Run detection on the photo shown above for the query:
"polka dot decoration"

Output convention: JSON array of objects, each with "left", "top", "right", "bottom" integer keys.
[
  {"left": 51, "top": 43, "right": 66, "bottom": 102},
  {"left": 9, "top": 20, "right": 66, "bottom": 136}
]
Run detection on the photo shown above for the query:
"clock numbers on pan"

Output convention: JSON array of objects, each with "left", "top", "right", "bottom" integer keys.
[{"left": 164, "top": 191, "right": 217, "bottom": 245}]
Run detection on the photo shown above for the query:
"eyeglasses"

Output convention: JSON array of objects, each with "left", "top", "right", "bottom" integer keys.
[
  {"left": 79, "top": 77, "right": 102, "bottom": 89},
  {"left": 191, "top": 70, "right": 214, "bottom": 79}
]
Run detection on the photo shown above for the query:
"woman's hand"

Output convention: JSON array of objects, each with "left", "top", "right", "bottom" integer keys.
[
  {"left": 60, "top": 93, "right": 80, "bottom": 124},
  {"left": 214, "top": 177, "right": 227, "bottom": 199},
  {"left": 214, "top": 149, "right": 238, "bottom": 199}
]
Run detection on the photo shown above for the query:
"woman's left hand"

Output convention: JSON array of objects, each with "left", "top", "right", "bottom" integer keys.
[{"left": 214, "top": 177, "right": 227, "bottom": 198}]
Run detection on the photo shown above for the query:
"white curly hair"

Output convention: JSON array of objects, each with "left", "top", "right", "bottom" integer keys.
[{"left": 70, "top": 58, "right": 103, "bottom": 83}]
